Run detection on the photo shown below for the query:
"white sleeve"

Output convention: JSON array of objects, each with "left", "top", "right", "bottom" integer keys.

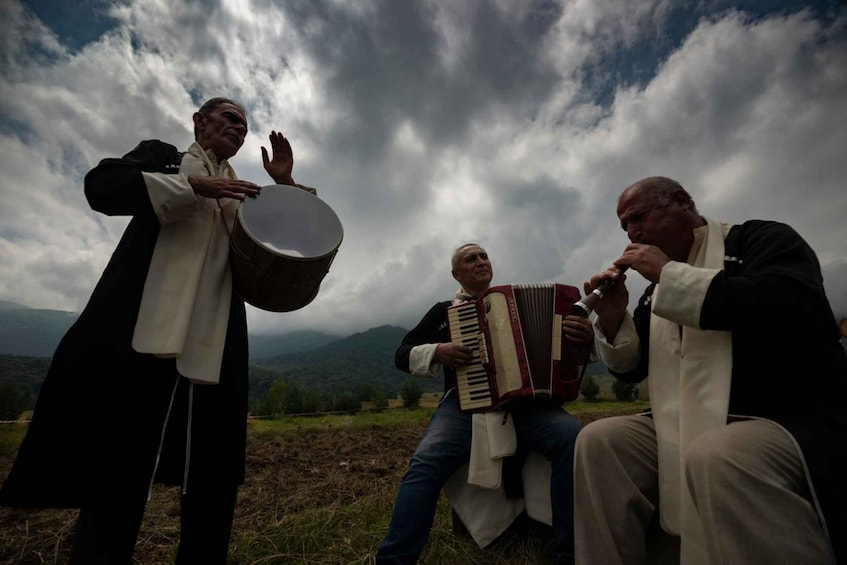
[
  {"left": 409, "top": 343, "right": 442, "bottom": 378},
  {"left": 141, "top": 172, "right": 197, "bottom": 224},
  {"left": 653, "top": 261, "right": 720, "bottom": 328},
  {"left": 592, "top": 311, "right": 640, "bottom": 373}
]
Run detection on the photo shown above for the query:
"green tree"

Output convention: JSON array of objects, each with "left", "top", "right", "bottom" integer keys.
[
  {"left": 257, "top": 379, "right": 291, "bottom": 417},
  {"left": 580, "top": 375, "right": 600, "bottom": 402},
  {"left": 329, "top": 391, "right": 359, "bottom": 412},
  {"left": 354, "top": 384, "right": 378, "bottom": 403},
  {"left": 400, "top": 378, "right": 423, "bottom": 408},
  {"left": 612, "top": 379, "right": 637, "bottom": 402},
  {"left": 371, "top": 390, "right": 389, "bottom": 409},
  {"left": 280, "top": 381, "right": 302, "bottom": 414},
  {"left": 300, "top": 390, "right": 325, "bottom": 414}
]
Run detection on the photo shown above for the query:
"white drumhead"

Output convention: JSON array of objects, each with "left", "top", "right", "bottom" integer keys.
[{"left": 238, "top": 184, "right": 343, "bottom": 259}]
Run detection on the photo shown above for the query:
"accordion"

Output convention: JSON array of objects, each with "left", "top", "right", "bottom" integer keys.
[{"left": 448, "top": 283, "right": 585, "bottom": 412}]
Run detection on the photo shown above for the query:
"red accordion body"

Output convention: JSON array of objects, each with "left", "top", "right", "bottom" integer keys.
[{"left": 447, "top": 283, "right": 584, "bottom": 412}]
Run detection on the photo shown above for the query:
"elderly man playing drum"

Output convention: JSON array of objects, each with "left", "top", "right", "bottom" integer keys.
[{"left": 0, "top": 97, "right": 316, "bottom": 564}]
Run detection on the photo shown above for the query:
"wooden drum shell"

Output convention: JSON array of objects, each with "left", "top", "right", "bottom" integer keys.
[{"left": 229, "top": 185, "right": 343, "bottom": 312}]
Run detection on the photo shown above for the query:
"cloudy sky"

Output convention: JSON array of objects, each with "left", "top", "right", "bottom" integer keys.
[{"left": 1, "top": 0, "right": 845, "bottom": 338}]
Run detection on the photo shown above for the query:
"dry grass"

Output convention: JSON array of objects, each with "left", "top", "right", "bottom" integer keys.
[{"left": 0, "top": 401, "right": 647, "bottom": 564}]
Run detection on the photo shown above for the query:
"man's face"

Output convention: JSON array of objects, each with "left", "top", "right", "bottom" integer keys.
[
  {"left": 194, "top": 103, "right": 248, "bottom": 161},
  {"left": 452, "top": 245, "right": 493, "bottom": 293},
  {"left": 616, "top": 189, "right": 693, "bottom": 261}
]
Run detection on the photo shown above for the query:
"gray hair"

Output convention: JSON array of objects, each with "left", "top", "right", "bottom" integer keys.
[{"left": 451, "top": 242, "right": 483, "bottom": 270}]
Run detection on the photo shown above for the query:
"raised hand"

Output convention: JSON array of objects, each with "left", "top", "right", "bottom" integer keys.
[{"left": 261, "top": 130, "right": 295, "bottom": 186}]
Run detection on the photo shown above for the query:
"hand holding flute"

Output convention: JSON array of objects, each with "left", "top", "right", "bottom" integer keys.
[
  {"left": 574, "top": 265, "right": 630, "bottom": 341},
  {"left": 575, "top": 242, "right": 673, "bottom": 340},
  {"left": 573, "top": 265, "right": 630, "bottom": 317}
]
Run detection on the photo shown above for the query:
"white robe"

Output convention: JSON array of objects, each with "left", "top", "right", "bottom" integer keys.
[
  {"left": 132, "top": 142, "right": 238, "bottom": 384},
  {"left": 594, "top": 217, "right": 734, "bottom": 564}
]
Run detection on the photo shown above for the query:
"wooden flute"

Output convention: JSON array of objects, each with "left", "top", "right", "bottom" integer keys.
[{"left": 572, "top": 265, "right": 629, "bottom": 317}]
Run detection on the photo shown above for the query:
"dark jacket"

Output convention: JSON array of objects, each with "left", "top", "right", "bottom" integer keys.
[
  {"left": 395, "top": 301, "right": 457, "bottom": 393},
  {"left": 0, "top": 140, "right": 249, "bottom": 508},
  {"left": 612, "top": 220, "right": 847, "bottom": 562}
]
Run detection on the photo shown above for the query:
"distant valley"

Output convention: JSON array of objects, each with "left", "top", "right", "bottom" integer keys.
[
  {"left": 0, "top": 303, "right": 441, "bottom": 411},
  {"left": 0, "top": 301, "right": 614, "bottom": 414}
]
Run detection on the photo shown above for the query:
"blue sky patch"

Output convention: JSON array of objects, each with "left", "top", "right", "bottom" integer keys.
[{"left": 22, "top": 0, "right": 118, "bottom": 51}]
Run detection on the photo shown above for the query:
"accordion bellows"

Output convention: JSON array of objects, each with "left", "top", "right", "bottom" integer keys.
[{"left": 448, "top": 283, "right": 584, "bottom": 412}]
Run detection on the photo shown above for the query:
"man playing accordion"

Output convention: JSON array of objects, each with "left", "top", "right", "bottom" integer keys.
[{"left": 376, "top": 243, "right": 593, "bottom": 564}]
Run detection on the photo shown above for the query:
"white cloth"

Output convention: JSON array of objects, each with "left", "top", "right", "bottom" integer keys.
[
  {"left": 444, "top": 464, "right": 526, "bottom": 548},
  {"left": 445, "top": 450, "right": 554, "bottom": 549},
  {"left": 594, "top": 217, "right": 734, "bottom": 565},
  {"left": 467, "top": 411, "right": 516, "bottom": 489},
  {"left": 132, "top": 142, "right": 237, "bottom": 384}
]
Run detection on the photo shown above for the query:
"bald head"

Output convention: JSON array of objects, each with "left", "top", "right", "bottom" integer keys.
[
  {"left": 616, "top": 176, "right": 705, "bottom": 262},
  {"left": 619, "top": 176, "right": 699, "bottom": 215},
  {"left": 451, "top": 243, "right": 492, "bottom": 297}
]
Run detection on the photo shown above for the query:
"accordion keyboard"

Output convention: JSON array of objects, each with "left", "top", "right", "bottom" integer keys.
[{"left": 448, "top": 302, "right": 493, "bottom": 410}]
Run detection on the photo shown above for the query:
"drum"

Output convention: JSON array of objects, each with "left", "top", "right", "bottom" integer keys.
[{"left": 230, "top": 184, "right": 343, "bottom": 312}]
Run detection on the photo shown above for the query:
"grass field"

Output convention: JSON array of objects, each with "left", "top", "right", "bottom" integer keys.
[{"left": 0, "top": 398, "right": 647, "bottom": 564}]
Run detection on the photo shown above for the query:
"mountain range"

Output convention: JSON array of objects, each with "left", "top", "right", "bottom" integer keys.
[
  {"left": 0, "top": 303, "right": 443, "bottom": 405},
  {"left": 0, "top": 299, "right": 344, "bottom": 361},
  {"left": 0, "top": 300, "right": 79, "bottom": 358},
  {"left": 0, "top": 303, "right": 614, "bottom": 408}
]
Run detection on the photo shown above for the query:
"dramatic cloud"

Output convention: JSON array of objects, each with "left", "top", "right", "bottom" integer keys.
[{"left": 1, "top": 0, "right": 845, "bottom": 337}]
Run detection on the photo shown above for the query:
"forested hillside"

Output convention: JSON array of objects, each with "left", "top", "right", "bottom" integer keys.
[
  {"left": 249, "top": 329, "right": 341, "bottom": 360},
  {"left": 251, "top": 325, "right": 443, "bottom": 403},
  {"left": 0, "top": 305, "right": 626, "bottom": 418},
  {"left": 0, "top": 325, "right": 440, "bottom": 418}
]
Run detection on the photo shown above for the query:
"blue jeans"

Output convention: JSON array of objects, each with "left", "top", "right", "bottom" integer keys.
[{"left": 376, "top": 391, "right": 582, "bottom": 564}]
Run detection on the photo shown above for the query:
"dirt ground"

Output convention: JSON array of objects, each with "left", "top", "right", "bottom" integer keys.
[
  {"left": 0, "top": 418, "right": 433, "bottom": 564},
  {"left": 0, "top": 412, "right": 613, "bottom": 564}
]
